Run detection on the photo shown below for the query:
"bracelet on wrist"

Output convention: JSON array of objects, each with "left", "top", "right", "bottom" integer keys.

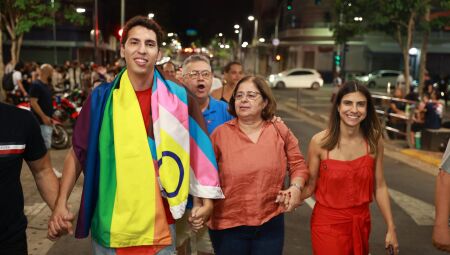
[{"left": 290, "top": 183, "right": 303, "bottom": 191}]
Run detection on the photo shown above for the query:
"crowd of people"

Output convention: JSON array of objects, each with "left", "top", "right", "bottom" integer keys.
[
  {"left": 387, "top": 82, "right": 445, "bottom": 148},
  {"left": 3, "top": 59, "right": 120, "bottom": 104},
  {"left": 1, "top": 15, "right": 449, "bottom": 255}
]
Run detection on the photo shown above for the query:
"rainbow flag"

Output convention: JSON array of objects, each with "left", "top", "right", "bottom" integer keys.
[{"left": 74, "top": 68, "right": 223, "bottom": 248}]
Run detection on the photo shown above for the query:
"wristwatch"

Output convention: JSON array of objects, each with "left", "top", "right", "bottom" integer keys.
[{"left": 290, "top": 183, "right": 303, "bottom": 191}]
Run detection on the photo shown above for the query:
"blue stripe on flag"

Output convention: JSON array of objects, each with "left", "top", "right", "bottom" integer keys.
[
  {"left": 188, "top": 116, "right": 218, "bottom": 169},
  {"left": 153, "top": 70, "right": 188, "bottom": 105},
  {"left": 148, "top": 137, "right": 157, "bottom": 161}
]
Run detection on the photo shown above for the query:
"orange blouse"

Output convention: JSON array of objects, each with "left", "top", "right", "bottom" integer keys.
[{"left": 209, "top": 119, "right": 309, "bottom": 230}]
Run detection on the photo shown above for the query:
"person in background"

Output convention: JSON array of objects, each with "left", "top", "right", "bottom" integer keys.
[
  {"left": 424, "top": 90, "right": 442, "bottom": 130},
  {"left": 52, "top": 66, "right": 65, "bottom": 92},
  {"left": 396, "top": 71, "right": 413, "bottom": 94},
  {"left": 210, "top": 76, "right": 223, "bottom": 92},
  {"left": 178, "top": 54, "right": 233, "bottom": 255},
  {"left": 29, "top": 64, "right": 62, "bottom": 178},
  {"left": 162, "top": 61, "right": 177, "bottom": 80},
  {"left": 4, "top": 60, "right": 14, "bottom": 74},
  {"left": 12, "top": 62, "right": 27, "bottom": 98},
  {"left": 209, "top": 75, "right": 309, "bottom": 255},
  {"left": 0, "top": 102, "right": 60, "bottom": 255},
  {"left": 433, "top": 139, "right": 450, "bottom": 252},
  {"left": 67, "top": 60, "right": 82, "bottom": 91},
  {"left": 91, "top": 64, "right": 113, "bottom": 88},
  {"left": 302, "top": 81, "right": 399, "bottom": 255},
  {"left": 405, "top": 85, "right": 419, "bottom": 102},
  {"left": 331, "top": 71, "right": 342, "bottom": 103},
  {"left": 409, "top": 93, "right": 429, "bottom": 148},
  {"left": 211, "top": 61, "right": 244, "bottom": 102}
]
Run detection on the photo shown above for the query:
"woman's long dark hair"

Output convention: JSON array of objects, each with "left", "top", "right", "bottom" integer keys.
[{"left": 322, "top": 81, "right": 382, "bottom": 154}]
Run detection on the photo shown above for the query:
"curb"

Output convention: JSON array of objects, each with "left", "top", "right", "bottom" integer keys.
[
  {"left": 282, "top": 101, "right": 440, "bottom": 176},
  {"left": 400, "top": 149, "right": 441, "bottom": 167}
]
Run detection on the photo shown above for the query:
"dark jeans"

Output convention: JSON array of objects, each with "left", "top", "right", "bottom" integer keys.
[
  {"left": 209, "top": 214, "right": 284, "bottom": 255},
  {"left": 0, "top": 233, "right": 27, "bottom": 255}
]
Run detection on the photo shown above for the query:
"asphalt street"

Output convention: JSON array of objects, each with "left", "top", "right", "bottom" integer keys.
[{"left": 19, "top": 86, "right": 447, "bottom": 254}]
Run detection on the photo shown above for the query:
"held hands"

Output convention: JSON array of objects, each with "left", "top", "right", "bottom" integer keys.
[
  {"left": 188, "top": 200, "right": 213, "bottom": 232},
  {"left": 47, "top": 202, "right": 75, "bottom": 241},
  {"left": 385, "top": 228, "right": 399, "bottom": 255},
  {"left": 276, "top": 185, "right": 302, "bottom": 212}
]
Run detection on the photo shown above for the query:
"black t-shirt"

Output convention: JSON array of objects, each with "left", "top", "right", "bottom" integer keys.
[
  {"left": 29, "top": 80, "right": 54, "bottom": 124},
  {"left": 425, "top": 102, "right": 441, "bottom": 129},
  {"left": 0, "top": 103, "right": 47, "bottom": 244}
]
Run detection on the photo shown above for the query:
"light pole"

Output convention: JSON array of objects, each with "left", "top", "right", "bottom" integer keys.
[
  {"left": 234, "top": 24, "right": 243, "bottom": 61},
  {"left": 120, "top": 0, "right": 125, "bottom": 28},
  {"left": 248, "top": 15, "right": 259, "bottom": 74},
  {"left": 51, "top": 0, "right": 57, "bottom": 65},
  {"left": 93, "top": 0, "right": 99, "bottom": 64}
]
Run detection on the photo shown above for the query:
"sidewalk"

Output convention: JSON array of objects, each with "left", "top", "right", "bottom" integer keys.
[{"left": 275, "top": 86, "right": 445, "bottom": 176}]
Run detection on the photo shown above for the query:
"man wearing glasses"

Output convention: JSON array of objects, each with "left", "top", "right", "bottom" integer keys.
[
  {"left": 182, "top": 55, "right": 233, "bottom": 135},
  {"left": 178, "top": 55, "right": 233, "bottom": 255}
]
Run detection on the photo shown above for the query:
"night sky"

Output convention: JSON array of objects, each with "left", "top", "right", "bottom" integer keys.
[{"left": 99, "top": 0, "right": 254, "bottom": 46}]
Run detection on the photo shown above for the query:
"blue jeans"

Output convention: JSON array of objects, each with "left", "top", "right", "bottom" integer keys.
[
  {"left": 92, "top": 224, "right": 176, "bottom": 255},
  {"left": 40, "top": 124, "right": 52, "bottom": 149},
  {"left": 209, "top": 214, "right": 284, "bottom": 255}
]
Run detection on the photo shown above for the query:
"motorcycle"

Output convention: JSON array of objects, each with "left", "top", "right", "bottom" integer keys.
[
  {"left": 15, "top": 99, "right": 70, "bottom": 150},
  {"left": 53, "top": 95, "right": 79, "bottom": 127}
]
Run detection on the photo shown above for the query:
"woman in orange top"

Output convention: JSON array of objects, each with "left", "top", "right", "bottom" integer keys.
[
  {"left": 302, "top": 81, "right": 399, "bottom": 255},
  {"left": 209, "top": 76, "right": 309, "bottom": 255}
]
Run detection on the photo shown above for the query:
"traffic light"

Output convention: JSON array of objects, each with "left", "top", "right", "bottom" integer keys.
[
  {"left": 275, "top": 54, "right": 282, "bottom": 61},
  {"left": 287, "top": 0, "right": 293, "bottom": 11},
  {"left": 334, "top": 52, "right": 341, "bottom": 67}
]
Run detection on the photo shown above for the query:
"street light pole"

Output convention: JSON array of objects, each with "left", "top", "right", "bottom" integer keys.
[
  {"left": 234, "top": 24, "right": 243, "bottom": 62},
  {"left": 51, "top": 0, "right": 57, "bottom": 65},
  {"left": 248, "top": 16, "right": 259, "bottom": 75},
  {"left": 121, "top": 0, "right": 125, "bottom": 27},
  {"left": 93, "top": 0, "right": 99, "bottom": 63},
  {"left": 238, "top": 27, "right": 243, "bottom": 62}
]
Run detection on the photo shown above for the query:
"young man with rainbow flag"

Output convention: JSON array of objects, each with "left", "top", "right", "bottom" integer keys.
[{"left": 47, "top": 16, "right": 224, "bottom": 255}]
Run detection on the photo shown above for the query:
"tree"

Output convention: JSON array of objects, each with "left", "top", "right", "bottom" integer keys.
[
  {"left": 417, "top": 1, "right": 450, "bottom": 95},
  {"left": 0, "top": 0, "right": 84, "bottom": 65},
  {"left": 332, "top": 0, "right": 428, "bottom": 93},
  {"left": 0, "top": 0, "right": 84, "bottom": 101}
]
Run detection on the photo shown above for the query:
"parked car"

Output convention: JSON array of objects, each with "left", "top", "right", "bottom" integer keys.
[
  {"left": 355, "top": 70, "right": 401, "bottom": 88},
  {"left": 268, "top": 68, "right": 324, "bottom": 89}
]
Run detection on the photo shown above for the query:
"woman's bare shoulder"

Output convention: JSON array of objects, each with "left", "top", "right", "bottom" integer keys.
[{"left": 311, "top": 130, "right": 328, "bottom": 143}]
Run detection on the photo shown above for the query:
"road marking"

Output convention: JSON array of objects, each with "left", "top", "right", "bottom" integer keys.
[
  {"left": 301, "top": 189, "right": 434, "bottom": 226},
  {"left": 24, "top": 202, "right": 46, "bottom": 218},
  {"left": 388, "top": 188, "right": 435, "bottom": 226}
]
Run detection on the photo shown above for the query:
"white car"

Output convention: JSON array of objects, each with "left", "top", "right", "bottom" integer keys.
[
  {"left": 355, "top": 70, "right": 402, "bottom": 88},
  {"left": 268, "top": 68, "right": 324, "bottom": 89}
]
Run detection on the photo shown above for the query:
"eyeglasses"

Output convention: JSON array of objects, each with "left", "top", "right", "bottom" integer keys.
[
  {"left": 185, "top": 70, "right": 212, "bottom": 79},
  {"left": 234, "top": 91, "right": 261, "bottom": 101}
]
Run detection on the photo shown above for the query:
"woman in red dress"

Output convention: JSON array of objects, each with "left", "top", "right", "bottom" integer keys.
[{"left": 302, "top": 81, "right": 399, "bottom": 255}]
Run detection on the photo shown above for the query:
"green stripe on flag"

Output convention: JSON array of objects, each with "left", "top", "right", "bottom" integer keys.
[{"left": 91, "top": 87, "right": 117, "bottom": 246}]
